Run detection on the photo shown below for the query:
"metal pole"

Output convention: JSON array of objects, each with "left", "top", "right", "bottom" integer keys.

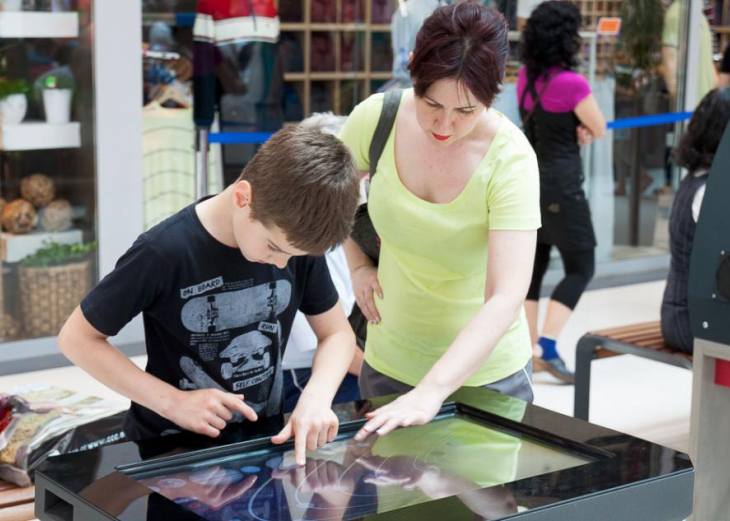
[{"left": 195, "top": 127, "right": 210, "bottom": 200}]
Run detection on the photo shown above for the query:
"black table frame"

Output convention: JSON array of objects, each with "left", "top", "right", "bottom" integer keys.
[{"left": 34, "top": 387, "right": 693, "bottom": 521}]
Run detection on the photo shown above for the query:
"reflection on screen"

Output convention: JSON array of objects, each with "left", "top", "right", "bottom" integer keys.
[{"left": 135, "top": 418, "right": 589, "bottom": 520}]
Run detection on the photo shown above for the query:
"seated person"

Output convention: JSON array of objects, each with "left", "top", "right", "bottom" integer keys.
[
  {"left": 661, "top": 88, "right": 730, "bottom": 353},
  {"left": 58, "top": 125, "right": 361, "bottom": 466}
]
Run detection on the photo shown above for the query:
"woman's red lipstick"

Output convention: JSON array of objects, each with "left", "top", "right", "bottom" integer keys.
[{"left": 432, "top": 132, "right": 450, "bottom": 141}]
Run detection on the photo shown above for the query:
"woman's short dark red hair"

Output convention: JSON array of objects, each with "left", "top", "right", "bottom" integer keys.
[{"left": 408, "top": 2, "right": 509, "bottom": 108}]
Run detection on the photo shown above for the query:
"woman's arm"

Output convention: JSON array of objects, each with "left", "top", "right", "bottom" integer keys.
[
  {"left": 354, "top": 229, "right": 536, "bottom": 439},
  {"left": 574, "top": 94, "right": 606, "bottom": 139},
  {"left": 343, "top": 236, "right": 383, "bottom": 324}
]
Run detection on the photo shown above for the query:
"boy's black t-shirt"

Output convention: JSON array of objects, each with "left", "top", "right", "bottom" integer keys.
[{"left": 81, "top": 202, "right": 339, "bottom": 441}]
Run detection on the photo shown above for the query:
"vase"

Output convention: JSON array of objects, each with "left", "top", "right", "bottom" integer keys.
[
  {"left": 0, "top": 93, "right": 27, "bottom": 124},
  {"left": 43, "top": 88, "right": 72, "bottom": 124}
]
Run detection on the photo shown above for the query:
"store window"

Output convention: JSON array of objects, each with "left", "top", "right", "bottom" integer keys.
[
  {"left": 494, "top": 0, "right": 724, "bottom": 273},
  {"left": 0, "top": 0, "right": 97, "bottom": 344}
]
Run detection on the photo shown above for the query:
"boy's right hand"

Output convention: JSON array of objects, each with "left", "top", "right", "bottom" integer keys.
[
  {"left": 351, "top": 265, "right": 382, "bottom": 324},
  {"left": 163, "top": 389, "right": 258, "bottom": 438}
]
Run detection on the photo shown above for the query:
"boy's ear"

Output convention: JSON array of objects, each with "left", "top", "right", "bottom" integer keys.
[{"left": 231, "top": 180, "right": 253, "bottom": 209}]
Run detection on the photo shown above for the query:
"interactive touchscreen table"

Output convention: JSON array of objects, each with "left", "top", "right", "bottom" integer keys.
[{"left": 34, "top": 388, "right": 693, "bottom": 520}]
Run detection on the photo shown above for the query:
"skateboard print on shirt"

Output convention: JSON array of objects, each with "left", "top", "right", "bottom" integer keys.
[
  {"left": 181, "top": 280, "right": 292, "bottom": 333},
  {"left": 178, "top": 279, "right": 290, "bottom": 416}
]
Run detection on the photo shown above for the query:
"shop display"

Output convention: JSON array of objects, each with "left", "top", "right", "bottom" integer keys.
[
  {"left": 17, "top": 240, "right": 95, "bottom": 337},
  {"left": 20, "top": 173, "right": 56, "bottom": 208},
  {"left": 1, "top": 199, "right": 37, "bottom": 234},
  {"left": 35, "top": 389, "right": 693, "bottom": 521},
  {"left": 38, "top": 198, "right": 72, "bottom": 232}
]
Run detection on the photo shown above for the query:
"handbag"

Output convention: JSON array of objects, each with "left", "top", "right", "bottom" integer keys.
[{"left": 349, "top": 88, "right": 402, "bottom": 266}]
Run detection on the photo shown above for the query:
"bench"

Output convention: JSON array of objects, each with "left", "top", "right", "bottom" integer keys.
[
  {"left": 0, "top": 480, "right": 35, "bottom": 521},
  {"left": 573, "top": 321, "right": 694, "bottom": 420}
]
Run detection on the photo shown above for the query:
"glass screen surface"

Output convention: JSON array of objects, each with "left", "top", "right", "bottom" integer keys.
[{"left": 134, "top": 417, "right": 589, "bottom": 520}]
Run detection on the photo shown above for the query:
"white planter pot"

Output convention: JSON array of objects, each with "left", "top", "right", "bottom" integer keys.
[
  {"left": 43, "top": 89, "right": 73, "bottom": 124},
  {"left": 0, "top": 93, "right": 27, "bottom": 124},
  {"left": 0, "top": 0, "right": 23, "bottom": 11}
]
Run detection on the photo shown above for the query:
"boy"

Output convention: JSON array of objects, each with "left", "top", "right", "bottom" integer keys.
[{"left": 58, "top": 126, "right": 361, "bottom": 466}]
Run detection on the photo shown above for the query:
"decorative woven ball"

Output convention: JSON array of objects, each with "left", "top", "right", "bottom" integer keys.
[
  {"left": 39, "top": 199, "right": 73, "bottom": 232},
  {"left": 20, "top": 173, "right": 56, "bottom": 208},
  {"left": 2, "top": 199, "right": 38, "bottom": 234}
]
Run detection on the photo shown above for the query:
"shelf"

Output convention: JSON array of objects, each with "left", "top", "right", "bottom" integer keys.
[
  {"left": 280, "top": 22, "right": 372, "bottom": 31},
  {"left": 286, "top": 72, "right": 391, "bottom": 81},
  {"left": 0, "top": 122, "right": 81, "bottom": 151},
  {"left": 1, "top": 229, "right": 83, "bottom": 263},
  {"left": 370, "top": 24, "right": 390, "bottom": 32},
  {"left": 0, "top": 12, "right": 79, "bottom": 38}
]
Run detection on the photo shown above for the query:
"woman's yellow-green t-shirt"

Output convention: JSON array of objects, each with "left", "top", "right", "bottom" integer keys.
[{"left": 339, "top": 90, "right": 541, "bottom": 386}]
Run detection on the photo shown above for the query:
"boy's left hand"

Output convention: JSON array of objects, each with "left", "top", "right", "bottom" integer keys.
[{"left": 271, "top": 395, "right": 339, "bottom": 466}]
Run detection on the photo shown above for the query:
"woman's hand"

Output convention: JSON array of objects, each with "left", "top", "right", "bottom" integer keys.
[
  {"left": 353, "top": 386, "right": 446, "bottom": 440},
  {"left": 350, "top": 265, "right": 383, "bottom": 324},
  {"left": 576, "top": 124, "right": 594, "bottom": 146}
]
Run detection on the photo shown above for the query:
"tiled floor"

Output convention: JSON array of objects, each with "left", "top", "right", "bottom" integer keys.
[{"left": 0, "top": 281, "right": 691, "bottom": 453}]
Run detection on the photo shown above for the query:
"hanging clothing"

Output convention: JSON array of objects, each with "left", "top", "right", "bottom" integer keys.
[
  {"left": 390, "top": 0, "right": 441, "bottom": 84},
  {"left": 518, "top": 67, "right": 596, "bottom": 251},
  {"left": 142, "top": 102, "right": 222, "bottom": 230},
  {"left": 194, "top": 0, "right": 279, "bottom": 45},
  {"left": 193, "top": 0, "right": 280, "bottom": 127}
]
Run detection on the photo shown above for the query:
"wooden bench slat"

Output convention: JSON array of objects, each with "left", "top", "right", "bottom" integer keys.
[
  {"left": 0, "top": 486, "right": 35, "bottom": 509},
  {"left": 0, "top": 501, "right": 36, "bottom": 521},
  {"left": 603, "top": 327, "right": 663, "bottom": 341},
  {"left": 0, "top": 481, "right": 15, "bottom": 493},
  {"left": 593, "top": 322, "right": 660, "bottom": 337}
]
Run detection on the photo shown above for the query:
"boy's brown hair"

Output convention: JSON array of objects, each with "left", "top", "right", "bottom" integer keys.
[{"left": 237, "top": 125, "right": 359, "bottom": 254}]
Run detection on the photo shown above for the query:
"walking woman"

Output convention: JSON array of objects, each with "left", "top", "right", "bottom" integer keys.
[
  {"left": 339, "top": 3, "right": 541, "bottom": 437},
  {"left": 519, "top": 1, "right": 606, "bottom": 383}
]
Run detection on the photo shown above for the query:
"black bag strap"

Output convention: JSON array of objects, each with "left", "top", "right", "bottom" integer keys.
[
  {"left": 519, "top": 73, "right": 554, "bottom": 128},
  {"left": 368, "top": 89, "right": 403, "bottom": 178}
]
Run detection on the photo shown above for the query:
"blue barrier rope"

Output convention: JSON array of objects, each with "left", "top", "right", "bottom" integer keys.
[
  {"left": 207, "top": 112, "right": 694, "bottom": 145},
  {"left": 606, "top": 111, "right": 693, "bottom": 130},
  {"left": 208, "top": 132, "right": 276, "bottom": 144}
]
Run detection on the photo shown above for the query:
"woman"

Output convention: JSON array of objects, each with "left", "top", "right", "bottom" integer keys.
[
  {"left": 518, "top": 1, "right": 606, "bottom": 384},
  {"left": 661, "top": 88, "right": 730, "bottom": 353},
  {"left": 339, "top": 3, "right": 541, "bottom": 438}
]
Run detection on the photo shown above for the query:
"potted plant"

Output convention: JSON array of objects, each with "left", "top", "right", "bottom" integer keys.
[
  {"left": 42, "top": 74, "right": 74, "bottom": 124},
  {"left": 0, "top": 79, "right": 29, "bottom": 125},
  {"left": 18, "top": 240, "right": 97, "bottom": 337}
]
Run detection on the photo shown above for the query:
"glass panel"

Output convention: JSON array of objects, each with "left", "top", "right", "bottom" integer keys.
[
  {"left": 311, "top": 81, "right": 335, "bottom": 113},
  {"left": 500, "top": 0, "right": 700, "bottom": 268},
  {"left": 134, "top": 417, "right": 589, "bottom": 521},
  {"left": 341, "top": 0, "right": 366, "bottom": 24},
  {"left": 371, "top": 0, "right": 395, "bottom": 24},
  {"left": 311, "top": 32, "right": 336, "bottom": 72},
  {"left": 370, "top": 32, "right": 392, "bottom": 72},
  {"left": 341, "top": 32, "right": 365, "bottom": 72},
  {"left": 0, "top": 0, "right": 97, "bottom": 343},
  {"left": 279, "top": 0, "right": 304, "bottom": 23},
  {"left": 311, "top": 0, "right": 337, "bottom": 23},
  {"left": 341, "top": 80, "right": 366, "bottom": 114}
]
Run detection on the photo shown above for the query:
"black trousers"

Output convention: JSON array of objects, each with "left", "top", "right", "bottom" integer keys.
[{"left": 526, "top": 243, "right": 595, "bottom": 310}]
